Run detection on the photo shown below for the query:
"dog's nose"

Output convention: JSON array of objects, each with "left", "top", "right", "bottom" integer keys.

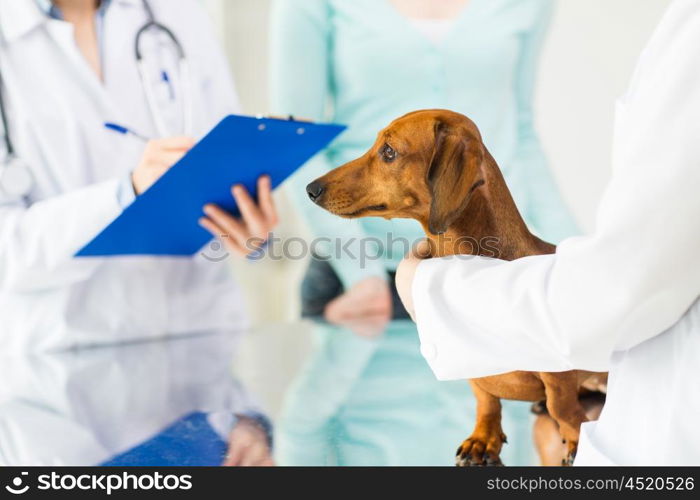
[{"left": 306, "top": 180, "right": 325, "bottom": 203}]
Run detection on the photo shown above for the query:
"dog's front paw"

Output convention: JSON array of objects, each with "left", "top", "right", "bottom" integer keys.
[{"left": 456, "top": 434, "right": 507, "bottom": 467}]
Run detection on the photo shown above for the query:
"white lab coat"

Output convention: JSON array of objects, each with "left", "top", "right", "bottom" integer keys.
[
  {"left": 0, "top": 0, "right": 247, "bottom": 352},
  {"left": 411, "top": 0, "right": 700, "bottom": 465}
]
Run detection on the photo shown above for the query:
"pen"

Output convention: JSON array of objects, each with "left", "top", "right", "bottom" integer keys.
[
  {"left": 161, "top": 70, "right": 175, "bottom": 101},
  {"left": 104, "top": 122, "right": 150, "bottom": 142}
]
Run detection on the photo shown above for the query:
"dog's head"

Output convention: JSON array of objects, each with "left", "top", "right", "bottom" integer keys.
[{"left": 306, "top": 109, "right": 486, "bottom": 235}]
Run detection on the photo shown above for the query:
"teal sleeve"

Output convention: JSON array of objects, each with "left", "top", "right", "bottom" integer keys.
[
  {"left": 269, "top": 0, "right": 387, "bottom": 288},
  {"left": 513, "top": 0, "right": 580, "bottom": 244}
]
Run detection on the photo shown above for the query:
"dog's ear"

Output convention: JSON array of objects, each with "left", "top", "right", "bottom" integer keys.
[{"left": 427, "top": 121, "right": 485, "bottom": 235}]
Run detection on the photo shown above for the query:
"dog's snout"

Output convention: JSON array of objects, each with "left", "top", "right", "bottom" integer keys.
[{"left": 306, "top": 180, "right": 326, "bottom": 203}]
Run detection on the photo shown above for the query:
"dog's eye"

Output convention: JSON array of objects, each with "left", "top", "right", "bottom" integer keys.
[{"left": 381, "top": 144, "right": 397, "bottom": 163}]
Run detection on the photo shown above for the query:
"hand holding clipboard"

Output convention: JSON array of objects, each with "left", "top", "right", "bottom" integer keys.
[{"left": 77, "top": 115, "right": 345, "bottom": 257}]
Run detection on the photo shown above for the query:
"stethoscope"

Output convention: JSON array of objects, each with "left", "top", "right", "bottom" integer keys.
[
  {"left": 136, "top": 0, "right": 192, "bottom": 139},
  {"left": 0, "top": 0, "right": 192, "bottom": 198}
]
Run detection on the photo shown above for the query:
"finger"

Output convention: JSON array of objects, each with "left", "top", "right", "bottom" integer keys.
[
  {"left": 342, "top": 291, "right": 389, "bottom": 315},
  {"left": 202, "top": 204, "right": 252, "bottom": 248},
  {"left": 324, "top": 297, "right": 354, "bottom": 324},
  {"left": 156, "top": 136, "right": 196, "bottom": 150},
  {"left": 257, "top": 175, "right": 278, "bottom": 225},
  {"left": 198, "top": 217, "right": 249, "bottom": 258},
  {"left": 222, "top": 442, "right": 244, "bottom": 467},
  {"left": 343, "top": 314, "right": 390, "bottom": 337},
  {"left": 151, "top": 150, "right": 187, "bottom": 169},
  {"left": 349, "top": 302, "right": 391, "bottom": 319},
  {"left": 347, "top": 285, "right": 392, "bottom": 315},
  {"left": 232, "top": 185, "right": 266, "bottom": 235},
  {"left": 325, "top": 287, "right": 389, "bottom": 320},
  {"left": 145, "top": 165, "right": 169, "bottom": 181},
  {"left": 240, "top": 443, "right": 268, "bottom": 467},
  {"left": 198, "top": 216, "right": 227, "bottom": 240},
  {"left": 325, "top": 297, "right": 389, "bottom": 324}
]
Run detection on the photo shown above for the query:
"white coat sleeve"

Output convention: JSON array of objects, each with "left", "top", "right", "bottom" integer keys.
[
  {"left": 0, "top": 181, "right": 122, "bottom": 293},
  {"left": 411, "top": 1, "right": 700, "bottom": 380}
]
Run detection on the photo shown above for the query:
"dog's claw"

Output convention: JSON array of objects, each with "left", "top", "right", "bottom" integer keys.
[
  {"left": 564, "top": 452, "right": 576, "bottom": 466},
  {"left": 455, "top": 435, "right": 506, "bottom": 467},
  {"left": 561, "top": 442, "right": 577, "bottom": 466},
  {"left": 485, "top": 454, "right": 504, "bottom": 467}
]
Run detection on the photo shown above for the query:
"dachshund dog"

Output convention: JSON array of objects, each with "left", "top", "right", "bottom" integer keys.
[{"left": 305, "top": 109, "right": 605, "bottom": 466}]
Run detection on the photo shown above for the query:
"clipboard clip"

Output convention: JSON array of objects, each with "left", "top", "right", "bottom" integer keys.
[{"left": 255, "top": 114, "right": 313, "bottom": 134}]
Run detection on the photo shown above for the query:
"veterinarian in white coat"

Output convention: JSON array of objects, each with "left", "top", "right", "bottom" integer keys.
[
  {"left": 396, "top": 0, "right": 700, "bottom": 465},
  {"left": 0, "top": 0, "right": 276, "bottom": 352}
]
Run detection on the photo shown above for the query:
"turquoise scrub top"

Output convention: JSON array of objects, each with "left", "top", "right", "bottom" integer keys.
[{"left": 270, "top": 0, "right": 579, "bottom": 290}]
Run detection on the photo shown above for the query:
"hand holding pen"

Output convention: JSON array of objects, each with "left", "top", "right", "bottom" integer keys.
[
  {"left": 131, "top": 136, "right": 195, "bottom": 194},
  {"left": 105, "top": 122, "right": 194, "bottom": 195}
]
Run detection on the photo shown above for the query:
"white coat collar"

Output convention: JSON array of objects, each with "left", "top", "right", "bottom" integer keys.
[
  {"left": 0, "top": 0, "right": 45, "bottom": 43},
  {"left": 0, "top": 0, "right": 142, "bottom": 44}
]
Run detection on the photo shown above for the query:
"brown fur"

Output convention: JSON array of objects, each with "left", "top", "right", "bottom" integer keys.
[{"left": 306, "top": 109, "right": 605, "bottom": 466}]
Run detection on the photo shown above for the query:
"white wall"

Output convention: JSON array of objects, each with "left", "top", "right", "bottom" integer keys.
[
  {"left": 204, "top": 0, "right": 672, "bottom": 322},
  {"left": 204, "top": 0, "right": 273, "bottom": 114},
  {"left": 537, "top": 0, "right": 671, "bottom": 230}
]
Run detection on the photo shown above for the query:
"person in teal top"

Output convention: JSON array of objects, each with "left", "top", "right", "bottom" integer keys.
[{"left": 271, "top": 0, "right": 578, "bottom": 296}]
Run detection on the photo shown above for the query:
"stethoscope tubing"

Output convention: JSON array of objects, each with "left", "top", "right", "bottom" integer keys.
[
  {"left": 135, "top": 0, "right": 192, "bottom": 137},
  {"left": 0, "top": 72, "right": 14, "bottom": 157}
]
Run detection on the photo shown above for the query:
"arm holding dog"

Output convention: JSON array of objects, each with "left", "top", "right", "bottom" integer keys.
[{"left": 402, "top": 8, "right": 700, "bottom": 378}]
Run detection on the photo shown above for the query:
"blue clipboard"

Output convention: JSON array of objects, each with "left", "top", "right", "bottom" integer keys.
[
  {"left": 76, "top": 115, "right": 345, "bottom": 256},
  {"left": 101, "top": 412, "right": 228, "bottom": 467}
]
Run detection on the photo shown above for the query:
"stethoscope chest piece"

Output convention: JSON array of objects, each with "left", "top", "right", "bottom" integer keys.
[{"left": 0, "top": 156, "right": 33, "bottom": 197}]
